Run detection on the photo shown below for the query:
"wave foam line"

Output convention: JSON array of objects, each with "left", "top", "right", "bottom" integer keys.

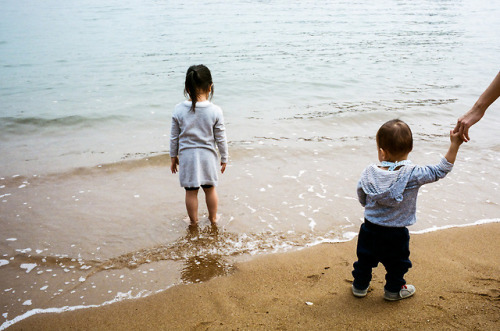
[
  {"left": 409, "top": 218, "right": 500, "bottom": 234},
  {"left": 307, "top": 218, "right": 500, "bottom": 247},
  {"left": 0, "top": 284, "right": 176, "bottom": 331}
]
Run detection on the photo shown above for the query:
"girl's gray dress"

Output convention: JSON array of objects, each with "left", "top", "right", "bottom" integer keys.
[{"left": 169, "top": 100, "right": 228, "bottom": 188}]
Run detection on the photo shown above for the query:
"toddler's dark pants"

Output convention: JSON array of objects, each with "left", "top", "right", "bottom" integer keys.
[{"left": 352, "top": 219, "right": 412, "bottom": 293}]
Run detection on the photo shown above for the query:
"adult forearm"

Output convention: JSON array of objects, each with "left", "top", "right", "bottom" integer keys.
[{"left": 474, "top": 71, "right": 500, "bottom": 113}]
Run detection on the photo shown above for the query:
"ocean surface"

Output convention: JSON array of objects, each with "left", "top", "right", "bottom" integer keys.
[{"left": 1, "top": 0, "right": 499, "bottom": 328}]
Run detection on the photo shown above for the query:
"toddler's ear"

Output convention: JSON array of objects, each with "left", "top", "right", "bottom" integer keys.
[{"left": 378, "top": 148, "right": 387, "bottom": 161}]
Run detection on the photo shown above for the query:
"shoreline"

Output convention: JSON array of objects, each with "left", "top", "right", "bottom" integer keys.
[
  {"left": 2, "top": 133, "right": 498, "bottom": 328},
  {"left": 7, "top": 221, "right": 500, "bottom": 330}
]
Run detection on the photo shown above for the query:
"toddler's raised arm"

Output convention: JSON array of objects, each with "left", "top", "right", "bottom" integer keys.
[{"left": 445, "top": 130, "right": 464, "bottom": 165}]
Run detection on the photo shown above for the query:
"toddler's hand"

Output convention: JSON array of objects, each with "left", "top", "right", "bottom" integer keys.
[{"left": 449, "top": 130, "right": 464, "bottom": 146}]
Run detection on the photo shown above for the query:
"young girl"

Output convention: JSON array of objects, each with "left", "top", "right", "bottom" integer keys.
[{"left": 169, "top": 65, "right": 228, "bottom": 225}]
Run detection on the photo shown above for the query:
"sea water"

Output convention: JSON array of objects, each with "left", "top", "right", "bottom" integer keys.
[{"left": 1, "top": 0, "right": 499, "bottom": 328}]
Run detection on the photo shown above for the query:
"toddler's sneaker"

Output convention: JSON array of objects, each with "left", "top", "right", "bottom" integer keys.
[
  {"left": 384, "top": 284, "right": 416, "bottom": 301},
  {"left": 352, "top": 285, "right": 369, "bottom": 298}
]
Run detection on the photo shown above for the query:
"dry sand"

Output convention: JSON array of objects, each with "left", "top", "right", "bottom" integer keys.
[{"left": 12, "top": 223, "right": 499, "bottom": 330}]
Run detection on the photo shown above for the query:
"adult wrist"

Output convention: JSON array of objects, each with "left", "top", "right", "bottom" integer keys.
[{"left": 472, "top": 100, "right": 488, "bottom": 114}]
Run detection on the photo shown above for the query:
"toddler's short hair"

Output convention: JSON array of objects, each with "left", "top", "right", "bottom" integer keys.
[{"left": 376, "top": 119, "right": 413, "bottom": 157}]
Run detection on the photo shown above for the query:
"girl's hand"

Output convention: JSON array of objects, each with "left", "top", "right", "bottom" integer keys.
[
  {"left": 171, "top": 157, "right": 179, "bottom": 174},
  {"left": 221, "top": 163, "right": 226, "bottom": 174}
]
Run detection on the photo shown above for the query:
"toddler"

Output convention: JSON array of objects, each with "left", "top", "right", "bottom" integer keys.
[{"left": 352, "top": 119, "right": 463, "bottom": 300}]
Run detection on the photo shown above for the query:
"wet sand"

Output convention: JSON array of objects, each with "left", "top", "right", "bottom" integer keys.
[
  {"left": 3, "top": 126, "right": 499, "bottom": 325},
  {"left": 11, "top": 222, "right": 499, "bottom": 330}
]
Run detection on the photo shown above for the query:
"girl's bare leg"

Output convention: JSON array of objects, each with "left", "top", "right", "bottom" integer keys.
[
  {"left": 203, "top": 186, "right": 218, "bottom": 224},
  {"left": 185, "top": 190, "right": 199, "bottom": 225}
]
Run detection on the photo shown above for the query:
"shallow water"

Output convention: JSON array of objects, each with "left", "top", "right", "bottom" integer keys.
[{"left": 1, "top": 0, "right": 500, "bottom": 328}]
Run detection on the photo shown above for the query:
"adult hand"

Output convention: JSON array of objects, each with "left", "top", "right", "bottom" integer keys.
[
  {"left": 453, "top": 71, "right": 500, "bottom": 142},
  {"left": 453, "top": 107, "right": 484, "bottom": 142},
  {"left": 221, "top": 163, "right": 226, "bottom": 174}
]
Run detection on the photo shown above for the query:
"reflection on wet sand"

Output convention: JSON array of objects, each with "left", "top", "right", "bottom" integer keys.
[{"left": 181, "top": 224, "right": 234, "bottom": 284}]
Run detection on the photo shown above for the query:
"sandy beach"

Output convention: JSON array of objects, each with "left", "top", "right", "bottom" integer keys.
[
  {"left": 10, "top": 222, "right": 499, "bottom": 330},
  {"left": 2, "top": 1, "right": 500, "bottom": 330}
]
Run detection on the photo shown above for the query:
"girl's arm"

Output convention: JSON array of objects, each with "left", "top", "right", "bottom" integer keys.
[
  {"left": 170, "top": 115, "right": 180, "bottom": 174},
  {"left": 214, "top": 110, "right": 228, "bottom": 171}
]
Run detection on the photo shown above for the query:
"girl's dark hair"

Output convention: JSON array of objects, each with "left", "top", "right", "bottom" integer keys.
[
  {"left": 184, "top": 64, "right": 213, "bottom": 112},
  {"left": 376, "top": 119, "right": 413, "bottom": 157}
]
